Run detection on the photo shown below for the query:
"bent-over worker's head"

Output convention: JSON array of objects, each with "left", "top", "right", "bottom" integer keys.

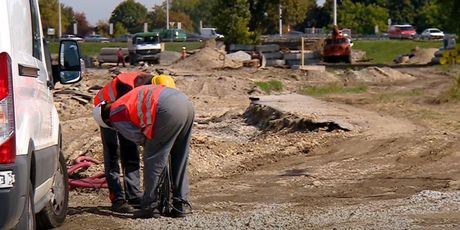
[
  {"left": 152, "top": 75, "right": 176, "bottom": 88},
  {"left": 92, "top": 101, "right": 111, "bottom": 128}
]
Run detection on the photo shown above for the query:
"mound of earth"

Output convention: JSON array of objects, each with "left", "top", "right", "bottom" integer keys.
[
  {"left": 172, "top": 47, "right": 242, "bottom": 71},
  {"left": 342, "top": 67, "right": 415, "bottom": 85},
  {"left": 408, "top": 48, "right": 438, "bottom": 64}
]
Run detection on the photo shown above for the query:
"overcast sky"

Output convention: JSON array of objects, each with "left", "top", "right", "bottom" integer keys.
[{"left": 61, "top": 0, "right": 326, "bottom": 26}]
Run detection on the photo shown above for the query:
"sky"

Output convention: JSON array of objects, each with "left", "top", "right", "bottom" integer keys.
[{"left": 61, "top": 0, "right": 326, "bottom": 26}]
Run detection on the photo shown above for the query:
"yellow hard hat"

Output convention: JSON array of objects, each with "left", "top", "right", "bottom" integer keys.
[{"left": 152, "top": 75, "right": 176, "bottom": 88}]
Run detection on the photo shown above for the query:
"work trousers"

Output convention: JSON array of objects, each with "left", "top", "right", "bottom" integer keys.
[
  {"left": 142, "top": 88, "right": 194, "bottom": 209},
  {"left": 101, "top": 127, "right": 142, "bottom": 202}
]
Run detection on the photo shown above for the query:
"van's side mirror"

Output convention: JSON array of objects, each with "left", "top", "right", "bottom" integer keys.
[{"left": 54, "top": 39, "right": 83, "bottom": 84}]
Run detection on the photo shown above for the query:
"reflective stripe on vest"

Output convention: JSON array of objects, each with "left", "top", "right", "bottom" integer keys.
[
  {"left": 93, "top": 72, "right": 148, "bottom": 106},
  {"left": 110, "top": 85, "right": 165, "bottom": 139}
]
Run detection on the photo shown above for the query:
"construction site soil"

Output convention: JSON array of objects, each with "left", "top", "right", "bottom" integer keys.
[{"left": 55, "top": 47, "right": 460, "bottom": 229}]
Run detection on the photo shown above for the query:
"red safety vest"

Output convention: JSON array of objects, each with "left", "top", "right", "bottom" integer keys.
[
  {"left": 93, "top": 72, "right": 148, "bottom": 106},
  {"left": 109, "top": 85, "right": 165, "bottom": 139}
]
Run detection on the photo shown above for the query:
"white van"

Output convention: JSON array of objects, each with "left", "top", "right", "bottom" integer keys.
[
  {"left": 199, "top": 28, "right": 224, "bottom": 39},
  {"left": 0, "top": 0, "right": 83, "bottom": 229}
]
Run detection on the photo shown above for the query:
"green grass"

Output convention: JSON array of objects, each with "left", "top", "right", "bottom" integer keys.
[
  {"left": 49, "top": 41, "right": 203, "bottom": 56},
  {"left": 376, "top": 90, "right": 423, "bottom": 103},
  {"left": 255, "top": 80, "right": 284, "bottom": 94},
  {"left": 303, "top": 84, "right": 367, "bottom": 96},
  {"left": 353, "top": 40, "right": 443, "bottom": 64}
]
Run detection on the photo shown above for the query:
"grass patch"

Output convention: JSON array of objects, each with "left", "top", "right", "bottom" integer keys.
[
  {"left": 376, "top": 90, "right": 423, "bottom": 103},
  {"left": 353, "top": 40, "right": 443, "bottom": 64},
  {"left": 49, "top": 41, "right": 203, "bottom": 56},
  {"left": 303, "top": 84, "right": 367, "bottom": 96},
  {"left": 444, "top": 76, "right": 460, "bottom": 102},
  {"left": 255, "top": 80, "right": 283, "bottom": 94}
]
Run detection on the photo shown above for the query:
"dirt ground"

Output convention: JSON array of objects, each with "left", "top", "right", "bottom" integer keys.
[{"left": 54, "top": 47, "right": 460, "bottom": 229}]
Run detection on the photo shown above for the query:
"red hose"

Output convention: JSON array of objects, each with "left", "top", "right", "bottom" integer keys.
[{"left": 67, "top": 156, "right": 107, "bottom": 189}]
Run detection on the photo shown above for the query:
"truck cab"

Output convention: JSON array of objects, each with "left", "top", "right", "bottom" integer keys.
[
  {"left": 127, "top": 32, "right": 163, "bottom": 65},
  {"left": 0, "top": 0, "right": 83, "bottom": 229}
]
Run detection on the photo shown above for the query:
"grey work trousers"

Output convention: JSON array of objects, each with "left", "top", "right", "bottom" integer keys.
[
  {"left": 142, "top": 88, "right": 194, "bottom": 209},
  {"left": 101, "top": 127, "right": 142, "bottom": 202}
]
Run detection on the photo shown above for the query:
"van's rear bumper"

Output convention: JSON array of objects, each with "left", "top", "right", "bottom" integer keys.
[{"left": 0, "top": 156, "right": 29, "bottom": 229}]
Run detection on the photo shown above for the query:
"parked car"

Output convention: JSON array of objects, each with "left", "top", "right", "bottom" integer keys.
[
  {"left": 0, "top": 0, "right": 83, "bottom": 229},
  {"left": 84, "top": 34, "right": 110, "bottom": 43},
  {"left": 199, "top": 28, "right": 224, "bottom": 39},
  {"left": 420, "top": 28, "right": 445, "bottom": 40},
  {"left": 112, "top": 34, "right": 133, "bottom": 43},
  {"left": 388, "top": 24, "right": 417, "bottom": 39},
  {"left": 60, "top": 34, "right": 83, "bottom": 42},
  {"left": 186, "top": 33, "right": 206, "bottom": 42}
]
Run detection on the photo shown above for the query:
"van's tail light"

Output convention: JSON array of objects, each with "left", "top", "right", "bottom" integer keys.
[{"left": 0, "top": 52, "right": 16, "bottom": 164}]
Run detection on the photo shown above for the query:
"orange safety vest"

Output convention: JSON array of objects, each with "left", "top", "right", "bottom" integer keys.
[
  {"left": 109, "top": 85, "right": 165, "bottom": 139},
  {"left": 93, "top": 72, "right": 148, "bottom": 106}
]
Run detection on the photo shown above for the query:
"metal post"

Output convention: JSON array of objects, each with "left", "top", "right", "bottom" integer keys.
[
  {"left": 166, "top": 0, "right": 169, "bottom": 29},
  {"left": 279, "top": 4, "right": 282, "bottom": 35},
  {"left": 58, "top": 0, "right": 61, "bottom": 37},
  {"left": 301, "top": 37, "right": 305, "bottom": 68},
  {"left": 333, "top": 0, "right": 337, "bottom": 26}
]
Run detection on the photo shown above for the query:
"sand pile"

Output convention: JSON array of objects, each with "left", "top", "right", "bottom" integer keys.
[
  {"left": 172, "top": 47, "right": 242, "bottom": 71},
  {"left": 343, "top": 67, "right": 415, "bottom": 85},
  {"left": 407, "top": 48, "right": 438, "bottom": 64}
]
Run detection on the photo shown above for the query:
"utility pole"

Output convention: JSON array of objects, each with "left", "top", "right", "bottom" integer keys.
[
  {"left": 166, "top": 0, "right": 169, "bottom": 29},
  {"left": 279, "top": 4, "right": 282, "bottom": 35},
  {"left": 333, "top": 0, "right": 337, "bottom": 26},
  {"left": 58, "top": 0, "right": 61, "bottom": 37}
]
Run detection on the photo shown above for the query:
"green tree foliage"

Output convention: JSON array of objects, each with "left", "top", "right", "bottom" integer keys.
[
  {"left": 304, "top": 2, "right": 331, "bottom": 29},
  {"left": 39, "top": 0, "right": 73, "bottom": 35},
  {"left": 110, "top": 0, "right": 148, "bottom": 34},
  {"left": 212, "top": 0, "right": 254, "bottom": 45},
  {"left": 338, "top": 0, "right": 388, "bottom": 34},
  {"left": 95, "top": 20, "right": 109, "bottom": 37},
  {"left": 147, "top": 5, "right": 194, "bottom": 32},
  {"left": 437, "top": 0, "right": 460, "bottom": 36},
  {"left": 113, "top": 23, "right": 129, "bottom": 38},
  {"left": 387, "top": 0, "right": 415, "bottom": 25}
]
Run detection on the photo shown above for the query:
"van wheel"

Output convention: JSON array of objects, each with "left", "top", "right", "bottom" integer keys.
[
  {"left": 16, "top": 181, "right": 35, "bottom": 230},
  {"left": 36, "top": 152, "right": 69, "bottom": 228}
]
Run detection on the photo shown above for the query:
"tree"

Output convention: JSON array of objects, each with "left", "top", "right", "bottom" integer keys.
[
  {"left": 73, "top": 12, "right": 92, "bottom": 37},
  {"left": 39, "top": 0, "right": 73, "bottom": 35},
  {"left": 437, "top": 0, "right": 460, "bottom": 36},
  {"left": 95, "top": 20, "right": 109, "bottom": 37},
  {"left": 303, "top": 3, "right": 332, "bottom": 29},
  {"left": 338, "top": 0, "right": 388, "bottom": 34},
  {"left": 113, "top": 23, "right": 129, "bottom": 38},
  {"left": 147, "top": 4, "right": 194, "bottom": 32},
  {"left": 212, "top": 0, "right": 254, "bottom": 45},
  {"left": 110, "top": 0, "right": 148, "bottom": 34}
]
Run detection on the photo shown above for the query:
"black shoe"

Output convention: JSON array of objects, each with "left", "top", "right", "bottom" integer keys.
[
  {"left": 128, "top": 198, "right": 142, "bottom": 208},
  {"left": 170, "top": 198, "right": 192, "bottom": 218},
  {"left": 133, "top": 208, "right": 161, "bottom": 219},
  {"left": 111, "top": 200, "right": 134, "bottom": 213}
]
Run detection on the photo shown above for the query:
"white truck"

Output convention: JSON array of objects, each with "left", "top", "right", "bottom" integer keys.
[
  {"left": 0, "top": 0, "right": 83, "bottom": 229},
  {"left": 200, "top": 28, "right": 224, "bottom": 39},
  {"left": 127, "top": 32, "right": 163, "bottom": 65}
]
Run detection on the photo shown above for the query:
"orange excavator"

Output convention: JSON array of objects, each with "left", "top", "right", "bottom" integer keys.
[{"left": 323, "top": 26, "right": 352, "bottom": 63}]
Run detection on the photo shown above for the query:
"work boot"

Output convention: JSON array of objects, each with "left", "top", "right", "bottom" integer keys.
[
  {"left": 128, "top": 197, "right": 142, "bottom": 208},
  {"left": 170, "top": 198, "right": 192, "bottom": 218},
  {"left": 111, "top": 200, "right": 133, "bottom": 213},
  {"left": 133, "top": 207, "right": 161, "bottom": 219}
]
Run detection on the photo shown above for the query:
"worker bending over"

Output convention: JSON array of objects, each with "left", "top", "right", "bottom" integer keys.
[
  {"left": 93, "top": 71, "right": 153, "bottom": 213},
  {"left": 93, "top": 76, "right": 194, "bottom": 218}
]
